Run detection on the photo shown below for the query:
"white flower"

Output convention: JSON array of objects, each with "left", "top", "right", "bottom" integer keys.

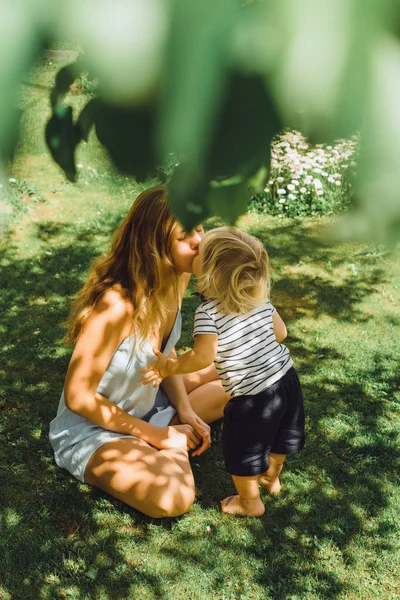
[
  {"left": 287, "top": 184, "right": 295, "bottom": 191},
  {"left": 313, "top": 168, "right": 322, "bottom": 174},
  {"left": 288, "top": 193, "right": 296, "bottom": 200},
  {"left": 328, "top": 176, "right": 335, "bottom": 184},
  {"left": 277, "top": 188, "right": 286, "bottom": 195},
  {"left": 317, "top": 190, "right": 324, "bottom": 196},
  {"left": 277, "top": 177, "right": 284, "bottom": 183},
  {"left": 264, "top": 188, "right": 270, "bottom": 193},
  {"left": 335, "top": 180, "right": 341, "bottom": 186},
  {"left": 291, "top": 179, "right": 299, "bottom": 186},
  {"left": 314, "top": 179, "right": 323, "bottom": 189},
  {"left": 9, "top": 177, "right": 16, "bottom": 183},
  {"left": 268, "top": 180, "right": 274, "bottom": 185},
  {"left": 300, "top": 187, "right": 306, "bottom": 193},
  {"left": 279, "top": 198, "right": 286, "bottom": 203},
  {"left": 77, "top": 163, "right": 84, "bottom": 168}
]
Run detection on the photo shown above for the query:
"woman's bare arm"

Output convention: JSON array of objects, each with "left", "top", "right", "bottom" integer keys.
[
  {"left": 64, "top": 289, "right": 199, "bottom": 450},
  {"left": 160, "top": 348, "right": 211, "bottom": 455}
]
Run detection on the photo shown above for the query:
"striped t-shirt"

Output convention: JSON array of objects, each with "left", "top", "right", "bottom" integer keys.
[{"left": 193, "top": 300, "right": 293, "bottom": 397}]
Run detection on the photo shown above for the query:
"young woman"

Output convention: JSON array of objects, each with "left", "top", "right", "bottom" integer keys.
[
  {"left": 49, "top": 185, "right": 229, "bottom": 518},
  {"left": 141, "top": 227, "right": 305, "bottom": 516}
]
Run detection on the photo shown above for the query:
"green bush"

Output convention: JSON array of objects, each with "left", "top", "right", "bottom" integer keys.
[{"left": 248, "top": 130, "right": 359, "bottom": 218}]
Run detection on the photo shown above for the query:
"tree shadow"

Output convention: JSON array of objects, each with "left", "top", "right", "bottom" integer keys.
[{"left": 0, "top": 216, "right": 398, "bottom": 599}]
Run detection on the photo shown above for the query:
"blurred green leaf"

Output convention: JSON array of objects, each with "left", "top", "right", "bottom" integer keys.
[
  {"left": 158, "top": 0, "right": 239, "bottom": 164},
  {"left": 328, "top": 0, "right": 374, "bottom": 141},
  {"left": 271, "top": 0, "right": 355, "bottom": 140},
  {"left": 206, "top": 72, "right": 281, "bottom": 178},
  {"left": 350, "top": 32, "right": 400, "bottom": 243},
  {"left": 93, "top": 100, "right": 158, "bottom": 182},
  {"left": 0, "top": 0, "right": 42, "bottom": 161},
  {"left": 167, "top": 163, "right": 211, "bottom": 230},
  {"left": 58, "top": 0, "right": 168, "bottom": 104},
  {"left": 207, "top": 179, "right": 250, "bottom": 224},
  {"left": 248, "top": 166, "right": 268, "bottom": 195},
  {"left": 2, "top": 0, "right": 400, "bottom": 240}
]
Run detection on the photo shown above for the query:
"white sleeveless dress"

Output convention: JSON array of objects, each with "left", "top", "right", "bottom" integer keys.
[{"left": 49, "top": 311, "right": 181, "bottom": 482}]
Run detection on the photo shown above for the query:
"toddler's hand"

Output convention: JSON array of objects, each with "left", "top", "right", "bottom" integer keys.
[{"left": 139, "top": 348, "right": 171, "bottom": 387}]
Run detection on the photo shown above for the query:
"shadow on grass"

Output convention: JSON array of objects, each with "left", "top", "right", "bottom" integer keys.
[{"left": 0, "top": 217, "right": 398, "bottom": 599}]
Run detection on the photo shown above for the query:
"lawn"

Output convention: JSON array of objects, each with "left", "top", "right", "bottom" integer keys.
[{"left": 0, "top": 57, "right": 399, "bottom": 600}]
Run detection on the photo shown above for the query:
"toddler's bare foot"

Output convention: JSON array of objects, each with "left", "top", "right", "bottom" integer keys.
[
  {"left": 259, "top": 475, "right": 281, "bottom": 494},
  {"left": 220, "top": 495, "right": 265, "bottom": 517}
]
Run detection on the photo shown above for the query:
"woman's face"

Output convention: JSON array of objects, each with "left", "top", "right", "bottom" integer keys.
[{"left": 171, "top": 224, "right": 204, "bottom": 274}]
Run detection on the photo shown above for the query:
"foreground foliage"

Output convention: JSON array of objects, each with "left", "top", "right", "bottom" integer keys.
[
  {"left": 1, "top": 200, "right": 399, "bottom": 598},
  {"left": 1, "top": 0, "right": 400, "bottom": 238}
]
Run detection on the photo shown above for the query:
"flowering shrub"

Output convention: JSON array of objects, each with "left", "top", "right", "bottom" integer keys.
[{"left": 248, "top": 130, "right": 359, "bottom": 217}]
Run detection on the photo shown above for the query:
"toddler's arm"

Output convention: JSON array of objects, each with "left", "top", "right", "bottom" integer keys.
[
  {"left": 140, "top": 334, "right": 218, "bottom": 387},
  {"left": 272, "top": 310, "right": 287, "bottom": 342}
]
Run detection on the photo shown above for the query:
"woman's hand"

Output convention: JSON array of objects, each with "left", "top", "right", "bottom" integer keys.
[
  {"left": 153, "top": 424, "right": 202, "bottom": 452},
  {"left": 177, "top": 408, "right": 211, "bottom": 457}
]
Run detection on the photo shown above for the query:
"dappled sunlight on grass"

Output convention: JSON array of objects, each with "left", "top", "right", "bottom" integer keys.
[{"left": 1, "top": 211, "right": 399, "bottom": 598}]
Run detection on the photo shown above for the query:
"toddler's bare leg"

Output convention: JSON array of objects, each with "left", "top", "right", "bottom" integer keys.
[
  {"left": 221, "top": 475, "right": 265, "bottom": 517},
  {"left": 259, "top": 453, "right": 286, "bottom": 494}
]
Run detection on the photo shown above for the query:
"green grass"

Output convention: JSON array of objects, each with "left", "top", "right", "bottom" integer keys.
[{"left": 1, "top": 59, "right": 399, "bottom": 600}]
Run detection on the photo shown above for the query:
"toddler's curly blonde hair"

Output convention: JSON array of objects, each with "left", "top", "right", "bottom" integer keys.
[{"left": 197, "top": 227, "right": 270, "bottom": 314}]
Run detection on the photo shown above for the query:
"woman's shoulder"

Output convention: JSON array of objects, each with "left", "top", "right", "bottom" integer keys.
[{"left": 95, "top": 285, "right": 134, "bottom": 321}]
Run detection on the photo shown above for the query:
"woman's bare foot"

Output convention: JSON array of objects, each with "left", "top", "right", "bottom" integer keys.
[
  {"left": 220, "top": 495, "right": 265, "bottom": 516},
  {"left": 259, "top": 475, "right": 281, "bottom": 494}
]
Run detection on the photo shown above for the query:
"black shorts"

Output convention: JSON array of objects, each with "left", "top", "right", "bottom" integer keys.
[{"left": 222, "top": 367, "right": 305, "bottom": 477}]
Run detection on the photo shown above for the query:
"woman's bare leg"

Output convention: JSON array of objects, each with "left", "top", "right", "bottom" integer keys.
[
  {"left": 184, "top": 365, "right": 229, "bottom": 423},
  {"left": 84, "top": 438, "right": 195, "bottom": 518},
  {"left": 259, "top": 453, "right": 286, "bottom": 494}
]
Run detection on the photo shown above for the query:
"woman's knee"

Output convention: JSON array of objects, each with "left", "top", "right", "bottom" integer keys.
[
  {"left": 183, "top": 364, "right": 220, "bottom": 393},
  {"left": 84, "top": 439, "right": 196, "bottom": 518},
  {"left": 143, "top": 482, "right": 196, "bottom": 518}
]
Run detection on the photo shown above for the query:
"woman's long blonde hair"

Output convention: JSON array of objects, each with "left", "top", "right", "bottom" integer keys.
[
  {"left": 197, "top": 227, "right": 270, "bottom": 314},
  {"left": 64, "top": 184, "right": 178, "bottom": 346}
]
